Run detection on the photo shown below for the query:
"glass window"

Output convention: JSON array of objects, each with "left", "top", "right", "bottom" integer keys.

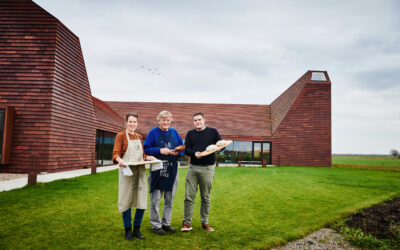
[
  {"left": 253, "top": 142, "right": 261, "bottom": 161},
  {"left": 96, "top": 130, "right": 116, "bottom": 166},
  {"left": 311, "top": 72, "right": 327, "bottom": 81},
  {"left": 217, "top": 141, "right": 234, "bottom": 163},
  {"left": 0, "top": 108, "right": 4, "bottom": 163},
  {"left": 217, "top": 141, "right": 271, "bottom": 164},
  {"left": 262, "top": 142, "right": 271, "bottom": 164},
  {"left": 235, "top": 141, "right": 252, "bottom": 161}
]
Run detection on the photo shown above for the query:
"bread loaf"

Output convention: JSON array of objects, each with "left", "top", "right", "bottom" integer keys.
[
  {"left": 216, "top": 140, "right": 226, "bottom": 147},
  {"left": 206, "top": 144, "right": 218, "bottom": 152}
]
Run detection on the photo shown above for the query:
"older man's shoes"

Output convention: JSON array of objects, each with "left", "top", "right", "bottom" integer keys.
[
  {"left": 162, "top": 225, "right": 177, "bottom": 233},
  {"left": 153, "top": 227, "right": 166, "bottom": 235}
]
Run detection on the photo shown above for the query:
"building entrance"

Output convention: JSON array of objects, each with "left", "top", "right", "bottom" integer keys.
[{"left": 253, "top": 142, "right": 271, "bottom": 165}]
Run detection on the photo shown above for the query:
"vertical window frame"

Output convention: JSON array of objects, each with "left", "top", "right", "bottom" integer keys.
[{"left": 0, "top": 106, "right": 14, "bottom": 165}]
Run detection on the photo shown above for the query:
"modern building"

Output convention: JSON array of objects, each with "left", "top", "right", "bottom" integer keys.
[{"left": 0, "top": 0, "right": 331, "bottom": 173}]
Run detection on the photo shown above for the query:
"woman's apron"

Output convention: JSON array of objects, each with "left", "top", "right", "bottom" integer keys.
[
  {"left": 118, "top": 131, "right": 147, "bottom": 212},
  {"left": 149, "top": 129, "right": 178, "bottom": 193}
]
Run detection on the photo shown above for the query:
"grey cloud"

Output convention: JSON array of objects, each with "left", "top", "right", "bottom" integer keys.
[{"left": 354, "top": 70, "right": 400, "bottom": 90}]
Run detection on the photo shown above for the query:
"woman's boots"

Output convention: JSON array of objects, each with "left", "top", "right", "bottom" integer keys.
[
  {"left": 125, "top": 227, "right": 133, "bottom": 241},
  {"left": 133, "top": 226, "right": 145, "bottom": 239},
  {"left": 124, "top": 226, "right": 144, "bottom": 240}
]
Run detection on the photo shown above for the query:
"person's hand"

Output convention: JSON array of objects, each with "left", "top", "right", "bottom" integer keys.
[
  {"left": 118, "top": 160, "right": 126, "bottom": 167},
  {"left": 170, "top": 151, "right": 179, "bottom": 156},
  {"left": 146, "top": 156, "right": 157, "bottom": 161},
  {"left": 195, "top": 152, "right": 201, "bottom": 159},
  {"left": 160, "top": 148, "right": 171, "bottom": 155}
]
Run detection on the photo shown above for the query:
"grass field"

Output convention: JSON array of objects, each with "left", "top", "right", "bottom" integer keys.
[
  {"left": 332, "top": 154, "right": 400, "bottom": 171},
  {"left": 1, "top": 166, "right": 400, "bottom": 249}
]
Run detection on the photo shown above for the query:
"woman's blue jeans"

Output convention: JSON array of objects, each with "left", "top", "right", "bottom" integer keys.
[{"left": 122, "top": 208, "right": 145, "bottom": 228}]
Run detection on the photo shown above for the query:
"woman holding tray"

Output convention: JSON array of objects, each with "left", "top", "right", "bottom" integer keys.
[{"left": 112, "top": 112, "right": 156, "bottom": 241}]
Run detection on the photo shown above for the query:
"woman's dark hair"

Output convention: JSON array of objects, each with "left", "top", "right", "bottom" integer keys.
[{"left": 126, "top": 112, "right": 138, "bottom": 121}]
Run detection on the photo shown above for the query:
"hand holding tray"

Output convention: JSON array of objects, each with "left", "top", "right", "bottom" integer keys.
[{"left": 170, "top": 145, "right": 185, "bottom": 153}]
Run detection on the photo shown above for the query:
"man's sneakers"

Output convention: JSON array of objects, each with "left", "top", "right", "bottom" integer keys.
[
  {"left": 180, "top": 223, "right": 193, "bottom": 232},
  {"left": 201, "top": 224, "right": 215, "bottom": 232},
  {"left": 152, "top": 227, "right": 166, "bottom": 235},
  {"left": 153, "top": 225, "right": 177, "bottom": 235}
]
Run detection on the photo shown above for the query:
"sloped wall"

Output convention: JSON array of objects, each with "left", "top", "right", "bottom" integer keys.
[
  {"left": 47, "top": 21, "right": 96, "bottom": 172},
  {"left": 0, "top": 0, "right": 56, "bottom": 172},
  {"left": 0, "top": 0, "right": 96, "bottom": 172},
  {"left": 271, "top": 72, "right": 331, "bottom": 166},
  {"left": 271, "top": 72, "right": 308, "bottom": 134}
]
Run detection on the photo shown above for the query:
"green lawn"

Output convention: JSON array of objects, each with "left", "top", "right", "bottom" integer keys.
[
  {"left": 332, "top": 154, "right": 400, "bottom": 171},
  {"left": 1, "top": 166, "right": 399, "bottom": 249}
]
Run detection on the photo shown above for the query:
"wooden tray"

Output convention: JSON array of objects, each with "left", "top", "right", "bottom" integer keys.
[
  {"left": 126, "top": 160, "right": 164, "bottom": 166},
  {"left": 171, "top": 145, "right": 185, "bottom": 153},
  {"left": 198, "top": 140, "right": 233, "bottom": 157}
]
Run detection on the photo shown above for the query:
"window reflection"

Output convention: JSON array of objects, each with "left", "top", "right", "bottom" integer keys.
[
  {"left": 253, "top": 142, "right": 261, "bottom": 161},
  {"left": 262, "top": 142, "right": 271, "bottom": 164},
  {"left": 96, "top": 130, "right": 116, "bottom": 166},
  {"left": 217, "top": 140, "right": 271, "bottom": 164},
  {"left": 217, "top": 141, "right": 235, "bottom": 163},
  {"left": 235, "top": 141, "right": 252, "bottom": 161}
]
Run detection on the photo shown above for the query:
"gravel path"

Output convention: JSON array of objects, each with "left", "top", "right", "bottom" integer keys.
[{"left": 272, "top": 228, "right": 359, "bottom": 250}]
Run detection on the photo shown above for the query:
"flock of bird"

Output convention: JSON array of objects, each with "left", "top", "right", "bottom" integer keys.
[{"left": 140, "top": 65, "right": 161, "bottom": 75}]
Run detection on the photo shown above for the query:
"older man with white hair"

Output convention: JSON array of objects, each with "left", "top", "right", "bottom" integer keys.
[{"left": 144, "top": 111, "right": 184, "bottom": 235}]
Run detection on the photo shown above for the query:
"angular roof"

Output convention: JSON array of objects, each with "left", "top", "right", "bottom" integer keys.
[
  {"left": 92, "top": 97, "right": 124, "bottom": 133},
  {"left": 97, "top": 71, "right": 330, "bottom": 141},
  {"left": 271, "top": 70, "right": 331, "bottom": 133},
  {"left": 106, "top": 101, "right": 272, "bottom": 140}
]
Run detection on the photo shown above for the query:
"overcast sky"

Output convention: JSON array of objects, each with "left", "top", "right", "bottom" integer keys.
[{"left": 34, "top": 0, "right": 400, "bottom": 154}]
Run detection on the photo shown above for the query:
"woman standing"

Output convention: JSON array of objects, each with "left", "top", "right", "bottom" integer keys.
[{"left": 112, "top": 113, "right": 156, "bottom": 240}]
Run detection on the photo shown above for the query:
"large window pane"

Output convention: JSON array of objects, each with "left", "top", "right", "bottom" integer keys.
[
  {"left": 217, "top": 141, "right": 234, "bottom": 163},
  {"left": 102, "top": 134, "right": 115, "bottom": 165},
  {"left": 235, "top": 141, "right": 252, "bottom": 161},
  {"left": 96, "top": 130, "right": 116, "bottom": 166},
  {"left": 253, "top": 142, "right": 261, "bottom": 161},
  {"left": 263, "top": 142, "right": 271, "bottom": 164}
]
